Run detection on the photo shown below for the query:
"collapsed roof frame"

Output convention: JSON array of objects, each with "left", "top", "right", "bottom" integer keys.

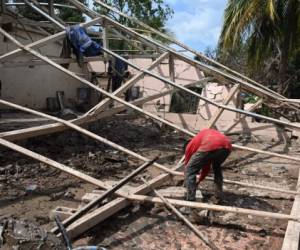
[{"left": 0, "top": 1, "right": 299, "bottom": 248}]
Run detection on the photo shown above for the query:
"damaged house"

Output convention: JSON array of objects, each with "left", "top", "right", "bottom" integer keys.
[{"left": 1, "top": 1, "right": 300, "bottom": 249}]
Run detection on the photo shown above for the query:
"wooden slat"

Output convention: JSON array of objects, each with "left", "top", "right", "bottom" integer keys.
[{"left": 281, "top": 168, "right": 300, "bottom": 250}]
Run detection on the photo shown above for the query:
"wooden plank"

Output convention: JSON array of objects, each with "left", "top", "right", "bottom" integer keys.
[
  {"left": 102, "top": 20, "right": 109, "bottom": 60},
  {"left": 281, "top": 168, "right": 300, "bottom": 250},
  {"left": 207, "top": 84, "right": 239, "bottom": 129},
  {"left": 82, "top": 186, "right": 203, "bottom": 203},
  {"left": 65, "top": 155, "right": 185, "bottom": 239},
  {"left": 52, "top": 158, "right": 158, "bottom": 234}
]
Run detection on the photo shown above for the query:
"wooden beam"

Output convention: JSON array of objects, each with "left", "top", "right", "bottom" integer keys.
[
  {"left": 281, "top": 169, "right": 300, "bottom": 249},
  {"left": 127, "top": 194, "right": 300, "bottom": 222},
  {"left": 52, "top": 158, "right": 158, "bottom": 234},
  {"left": 207, "top": 84, "right": 239, "bottom": 129}
]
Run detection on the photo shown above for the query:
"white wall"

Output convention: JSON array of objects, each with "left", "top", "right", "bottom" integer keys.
[{"left": 0, "top": 26, "right": 86, "bottom": 110}]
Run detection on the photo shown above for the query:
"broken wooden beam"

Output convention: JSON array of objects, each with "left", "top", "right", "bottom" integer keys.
[
  {"left": 52, "top": 157, "right": 158, "bottom": 234},
  {"left": 0, "top": 139, "right": 297, "bottom": 233}
]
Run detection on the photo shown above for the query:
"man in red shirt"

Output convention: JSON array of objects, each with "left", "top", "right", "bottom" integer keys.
[{"left": 184, "top": 129, "right": 232, "bottom": 203}]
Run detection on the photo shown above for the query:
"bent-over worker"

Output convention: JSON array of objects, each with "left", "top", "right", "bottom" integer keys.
[{"left": 184, "top": 128, "right": 232, "bottom": 202}]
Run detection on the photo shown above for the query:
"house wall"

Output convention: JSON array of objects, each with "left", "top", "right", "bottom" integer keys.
[{"left": 0, "top": 26, "right": 86, "bottom": 110}]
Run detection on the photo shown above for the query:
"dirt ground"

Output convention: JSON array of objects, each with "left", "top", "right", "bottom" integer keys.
[{"left": 0, "top": 113, "right": 299, "bottom": 249}]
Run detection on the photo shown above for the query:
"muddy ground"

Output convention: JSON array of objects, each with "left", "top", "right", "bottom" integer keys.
[{"left": 0, "top": 113, "right": 299, "bottom": 249}]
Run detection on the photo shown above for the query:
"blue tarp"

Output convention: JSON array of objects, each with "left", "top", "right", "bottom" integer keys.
[{"left": 66, "top": 25, "right": 102, "bottom": 57}]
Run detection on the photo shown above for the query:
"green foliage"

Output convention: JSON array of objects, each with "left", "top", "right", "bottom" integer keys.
[
  {"left": 219, "top": 0, "right": 300, "bottom": 94},
  {"left": 94, "top": 0, "right": 173, "bottom": 51},
  {"left": 14, "top": 0, "right": 86, "bottom": 23},
  {"left": 94, "top": 0, "right": 173, "bottom": 31},
  {"left": 56, "top": 0, "right": 87, "bottom": 22}
]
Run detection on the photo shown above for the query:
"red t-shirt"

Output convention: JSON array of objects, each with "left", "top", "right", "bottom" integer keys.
[{"left": 184, "top": 129, "right": 232, "bottom": 183}]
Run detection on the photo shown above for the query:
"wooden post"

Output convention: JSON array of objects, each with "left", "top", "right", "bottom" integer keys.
[
  {"left": 235, "top": 85, "right": 242, "bottom": 120},
  {"left": 102, "top": 20, "right": 109, "bottom": 60},
  {"left": 169, "top": 53, "right": 175, "bottom": 83},
  {"left": 1, "top": 0, "right": 5, "bottom": 13},
  {"left": 49, "top": 0, "right": 54, "bottom": 17}
]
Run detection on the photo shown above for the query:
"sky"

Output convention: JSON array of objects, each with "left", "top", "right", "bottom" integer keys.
[{"left": 165, "top": 0, "right": 227, "bottom": 52}]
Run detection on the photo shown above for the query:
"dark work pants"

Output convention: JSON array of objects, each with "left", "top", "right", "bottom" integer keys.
[{"left": 185, "top": 148, "right": 230, "bottom": 201}]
